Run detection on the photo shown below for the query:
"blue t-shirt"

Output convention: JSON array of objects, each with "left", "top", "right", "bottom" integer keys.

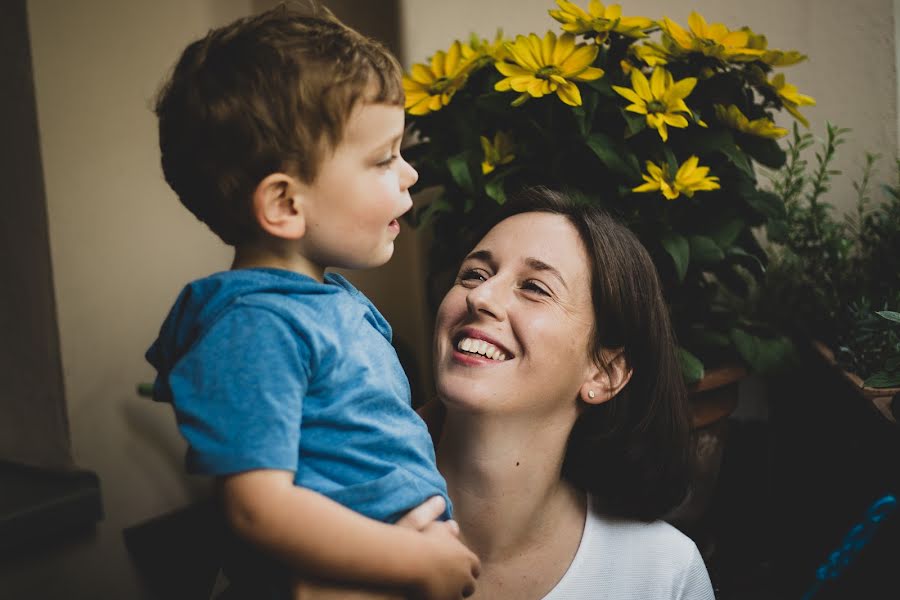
[{"left": 146, "top": 268, "right": 450, "bottom": 523}]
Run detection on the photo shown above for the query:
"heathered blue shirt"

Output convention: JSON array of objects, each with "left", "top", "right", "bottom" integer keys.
[{"left": 146, "top": 268, "right": 450, "bottom": 523}]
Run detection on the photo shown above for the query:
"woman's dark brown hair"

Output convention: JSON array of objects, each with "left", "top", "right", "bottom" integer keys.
[{"left": 489, "top": 187, "right": 692, "bottom": 521}]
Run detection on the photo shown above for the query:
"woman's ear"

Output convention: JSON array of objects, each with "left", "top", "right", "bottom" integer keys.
[
  {"left": 580, "top": 348, "right": 633, "bottom": 404},
  {"left": 252, "top": 172, "right": 305, "bottom": 240}
]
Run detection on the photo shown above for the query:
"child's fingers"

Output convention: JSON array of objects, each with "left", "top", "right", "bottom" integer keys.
[
  {"left": 443, "top": 519, "right": 460, "bottom": 536},
  {"left": 395, "top": 495, "right": 446, "bottom": 530}
]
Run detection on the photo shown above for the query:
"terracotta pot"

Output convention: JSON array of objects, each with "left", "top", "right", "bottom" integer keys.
[
  {"left": 811, "top": 340, "right": 900, "bottom": 426},
  {"left": 668, "top": 365, "right": 745, "bottom": 531}
]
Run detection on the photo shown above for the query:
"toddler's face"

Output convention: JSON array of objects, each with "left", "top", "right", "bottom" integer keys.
[{"left": 297, "top": 102, "right": 417, "bottom": 271}]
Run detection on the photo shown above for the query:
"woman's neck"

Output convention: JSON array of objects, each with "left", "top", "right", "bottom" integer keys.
[{"left": 436, "top": 408, "right": 584, "bottom": 562}]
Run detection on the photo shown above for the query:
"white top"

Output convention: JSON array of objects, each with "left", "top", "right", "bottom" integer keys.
[{"left": 542, "top": 502, "right": 715, "bottom": 599}]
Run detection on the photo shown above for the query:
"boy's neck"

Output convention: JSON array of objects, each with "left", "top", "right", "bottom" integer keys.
[{"left": 231, "top": 240, "right": 325, "bottom": 281}]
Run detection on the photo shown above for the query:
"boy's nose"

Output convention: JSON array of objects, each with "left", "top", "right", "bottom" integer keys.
[{"left": 399, "top": 156, "right": 418, "bottom": 190}]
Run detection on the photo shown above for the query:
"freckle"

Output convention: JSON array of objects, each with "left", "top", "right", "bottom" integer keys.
[{"left": 516, "top": 461, "right": 520, "bottom": 466}]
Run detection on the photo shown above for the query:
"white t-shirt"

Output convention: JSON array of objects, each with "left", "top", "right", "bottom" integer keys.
[{"left": 542, "top": 502, "right": 715, "bottom": 599}]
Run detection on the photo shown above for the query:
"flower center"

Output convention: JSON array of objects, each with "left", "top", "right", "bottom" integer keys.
[
  {"left": 647, "top": 99, "right": 667, "bottom": 113},
  {"left": 535, "top": 65, "right": 561, "bottom": 80}
]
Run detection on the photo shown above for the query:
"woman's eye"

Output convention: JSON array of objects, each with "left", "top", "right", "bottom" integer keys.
[
  {"left": 458, "top": 268, "right": 488, "bottom": 285},
  {"left": 521, "top": 280, "right": 550, "bottom": 296}
]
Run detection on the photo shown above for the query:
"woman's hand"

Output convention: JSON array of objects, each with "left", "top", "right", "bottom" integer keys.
[{"left": 290, "top": 496, "right": 465, "bottom": 600}]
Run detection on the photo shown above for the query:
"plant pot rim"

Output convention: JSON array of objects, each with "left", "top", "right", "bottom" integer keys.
[
  {"left": 812, "top": 340, "right": 899, "bottom": 425},
  {"left": 688, "top": 364, "right": 746, "bottom": 429},
  {"left": 688, "top": 364, "right": 748, "bottom": 393}
]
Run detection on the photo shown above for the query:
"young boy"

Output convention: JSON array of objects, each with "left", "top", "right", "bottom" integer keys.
[{"left": 145, "top": 5, "right": 479, "bottom": 599}]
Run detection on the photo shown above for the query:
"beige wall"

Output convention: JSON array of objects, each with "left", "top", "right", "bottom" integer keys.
[{"left": 402, "top": 0, "right": 898, "bottom": 213}]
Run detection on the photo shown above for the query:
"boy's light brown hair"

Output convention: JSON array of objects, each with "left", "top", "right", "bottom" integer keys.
[{"left": 155, "top": 3, "right": 404, "bottom": 245}]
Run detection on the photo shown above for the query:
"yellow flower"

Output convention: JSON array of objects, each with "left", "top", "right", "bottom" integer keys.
[
  {"left": 743, "top": 29, "right": 807, "bottom": 66},
  {"left": 631, "top": 43, "right": 670, "bottom": 67},
  {"left": 549, "top": 0, "right": 653, "bottom": 44},
  {"left": 660, "top": 12, "right": 765, "bottom": 62},
  {"left": 612, "top": 67, "right": 697, "bottom": 141},
  {"left": 480, "top": 131, "right": 516, "bottom": 174},
  {"left": 633, "top": 156, "right": 720, "bottom": 200},
  {"left": 469, "top": 29, "right": 511, "bottom": 63},
  {"left": 769, "top": 73, "right": 816, "bottom": 127},
  {"left": 714, "top": 104, "right": 787, "bottom": 139},
  {"left": 495, "top": 32, "right": 604, "bottom": 107},
  {"left": 403, "top": 41, "right": 475, "bottom": 116}
]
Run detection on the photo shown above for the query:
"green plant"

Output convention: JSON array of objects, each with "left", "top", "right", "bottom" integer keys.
[
  {"left": 403, "top": 3, "right": 808, "bottom": 383},
  {"left": 765, "top": 126, "right": 900, "bottom": 386}
]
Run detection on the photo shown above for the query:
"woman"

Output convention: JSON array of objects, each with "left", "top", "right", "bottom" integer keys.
[{"left": 300, "top": 187, "right": 714, "bottom": 599}]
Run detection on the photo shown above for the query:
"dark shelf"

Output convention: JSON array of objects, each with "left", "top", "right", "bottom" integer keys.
[{"left": 0, "top": 460, "right": 103, "bottom": 554}]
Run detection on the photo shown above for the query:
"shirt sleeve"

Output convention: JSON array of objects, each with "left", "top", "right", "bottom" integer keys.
[
  {"left": 676, "top": 543, "right": 716, "bottom": 600},
  {"left": 167, "top": 305, "right": 311, "bottom": 476}
]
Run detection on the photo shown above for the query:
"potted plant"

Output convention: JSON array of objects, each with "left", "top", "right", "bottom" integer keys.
[
  {"left": 402, "top": 2, "right": 803, "bottom": 390},
  {"left": 764, "top": 123, "right": 900, "bottom": 423}
]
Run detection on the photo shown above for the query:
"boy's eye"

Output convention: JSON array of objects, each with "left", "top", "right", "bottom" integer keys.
[{"left": 377, "top": 155, "right": 398, "bottom": 167}]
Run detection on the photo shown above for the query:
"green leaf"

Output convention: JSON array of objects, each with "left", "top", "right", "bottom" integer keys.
[
  {"left": 708, "top": 218, "right": 746, "bottom": 248},
  {"left": 415, "top": 194, "right": 453, "bottom": 228},
  {"left": 662, "top": 233, "right": 690, "bottom": 282},
  {"left": 864, "top": 371, "right": 900, "bottom": 388},
  {"left": 746, "top": 189, "right": 787, "bottom": 220},
  {"left": 485, "top": 177, "right": 507, "bottom": 205},
  {"left": 689, "top": 235, "right": 725, "bottom": 265},
  {"left": 585, "top": 77, "right": 616, "bottom": 97},
  {"left": 662, "top": 145, "right": 679, "bottom": 178},
  {"left": 572, "top": 89, "right": 601, "bottom": 137},
  {"left": 677, "top": 346, "right": 705, "bottom": 385},
  {"left": 447, "top": 152, "right": 476, "bottom": 194},
  {"left": 766, "top": 219, "right": 790, "bottom": 244},
  {"left": 689, "top": 129, "right": 753, "bottom": 177},
  {"left": 726, "top": 247, "right": 765, "bottom": 278},
  {"left": 621, "top": 108, "right": 646, "bottom": 137},
  {"left": 136, "top": 382, "right": 154, "bottom": 397},
  {"left": 876, "top": 310, "right": 900, "bottom": 324},
  {"left": 729, "top": 329, "right": 794, "bottom": 374},
  {"left": 738, "top": 134, "right": 787, "bottom": 169},
  {"left": 585, "top": 133, "right": 641, "bottom": 180}
]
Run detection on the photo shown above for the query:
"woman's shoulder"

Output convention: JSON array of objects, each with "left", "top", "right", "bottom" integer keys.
[
  {"left": 542, "top": 502, "right": 714, "bottom": 599},
  {"left": 587, "top": 507, "right": 699, "bottom": 561}
]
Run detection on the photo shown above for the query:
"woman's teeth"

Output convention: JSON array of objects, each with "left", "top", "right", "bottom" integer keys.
[{"left": 457, "top": 337, "right": 507, "bottom": 361}]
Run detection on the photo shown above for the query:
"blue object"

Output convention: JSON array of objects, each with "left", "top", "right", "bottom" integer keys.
[
  {"left": 802, "top": 494, "right": 897, "bottom": 599},
  {"left": 146, "top": 268, "right": 450, "bottom": 523}
]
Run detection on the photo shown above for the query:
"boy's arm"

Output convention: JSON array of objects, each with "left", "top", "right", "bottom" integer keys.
[
  {"left": 221, "top": 469, "right": 479, "bottom": 599},
  {"left": 289, "top": 494, "right": 454, "bottom": 600}
]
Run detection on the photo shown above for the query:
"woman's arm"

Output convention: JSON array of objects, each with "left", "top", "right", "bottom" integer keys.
[{"left": 222, "top": 469, "right": 478, "bottom": 599}]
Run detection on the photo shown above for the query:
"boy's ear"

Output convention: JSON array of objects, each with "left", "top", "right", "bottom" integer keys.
[
  {"left": 579, "top": 348, "right": 633, "bottom": 405},
  {"left": 252, "top": 172, "right": 305, "bottom": 240}
]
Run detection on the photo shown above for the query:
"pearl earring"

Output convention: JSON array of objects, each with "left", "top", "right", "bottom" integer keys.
[{"left": 588, "top": 390, "right": 596, "bottom": 399}]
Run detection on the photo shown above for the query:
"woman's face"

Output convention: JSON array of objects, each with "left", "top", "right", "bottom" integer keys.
[{"left": 433, "top": 212, "right": 599, "bottom": 417}]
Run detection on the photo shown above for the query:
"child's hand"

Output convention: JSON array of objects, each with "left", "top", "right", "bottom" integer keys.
[
  {"left": 399, "top": 497, "right": 479, "bottom": 600},
  {"left": 414, "top": 520, "right": 480, "bottom": 599}
]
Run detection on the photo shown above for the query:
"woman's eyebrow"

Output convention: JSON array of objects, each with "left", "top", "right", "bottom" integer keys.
[
  {"left": 464, "top": 249, "right": 493, "bottom": 263},
  {"left": 525, "top": 257, "right": 568, "bottom": 290}
]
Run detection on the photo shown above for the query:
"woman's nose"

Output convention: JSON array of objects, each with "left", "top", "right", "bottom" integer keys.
[{"left": 465, "top": 278, "right": 507, "bottom": 321}]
